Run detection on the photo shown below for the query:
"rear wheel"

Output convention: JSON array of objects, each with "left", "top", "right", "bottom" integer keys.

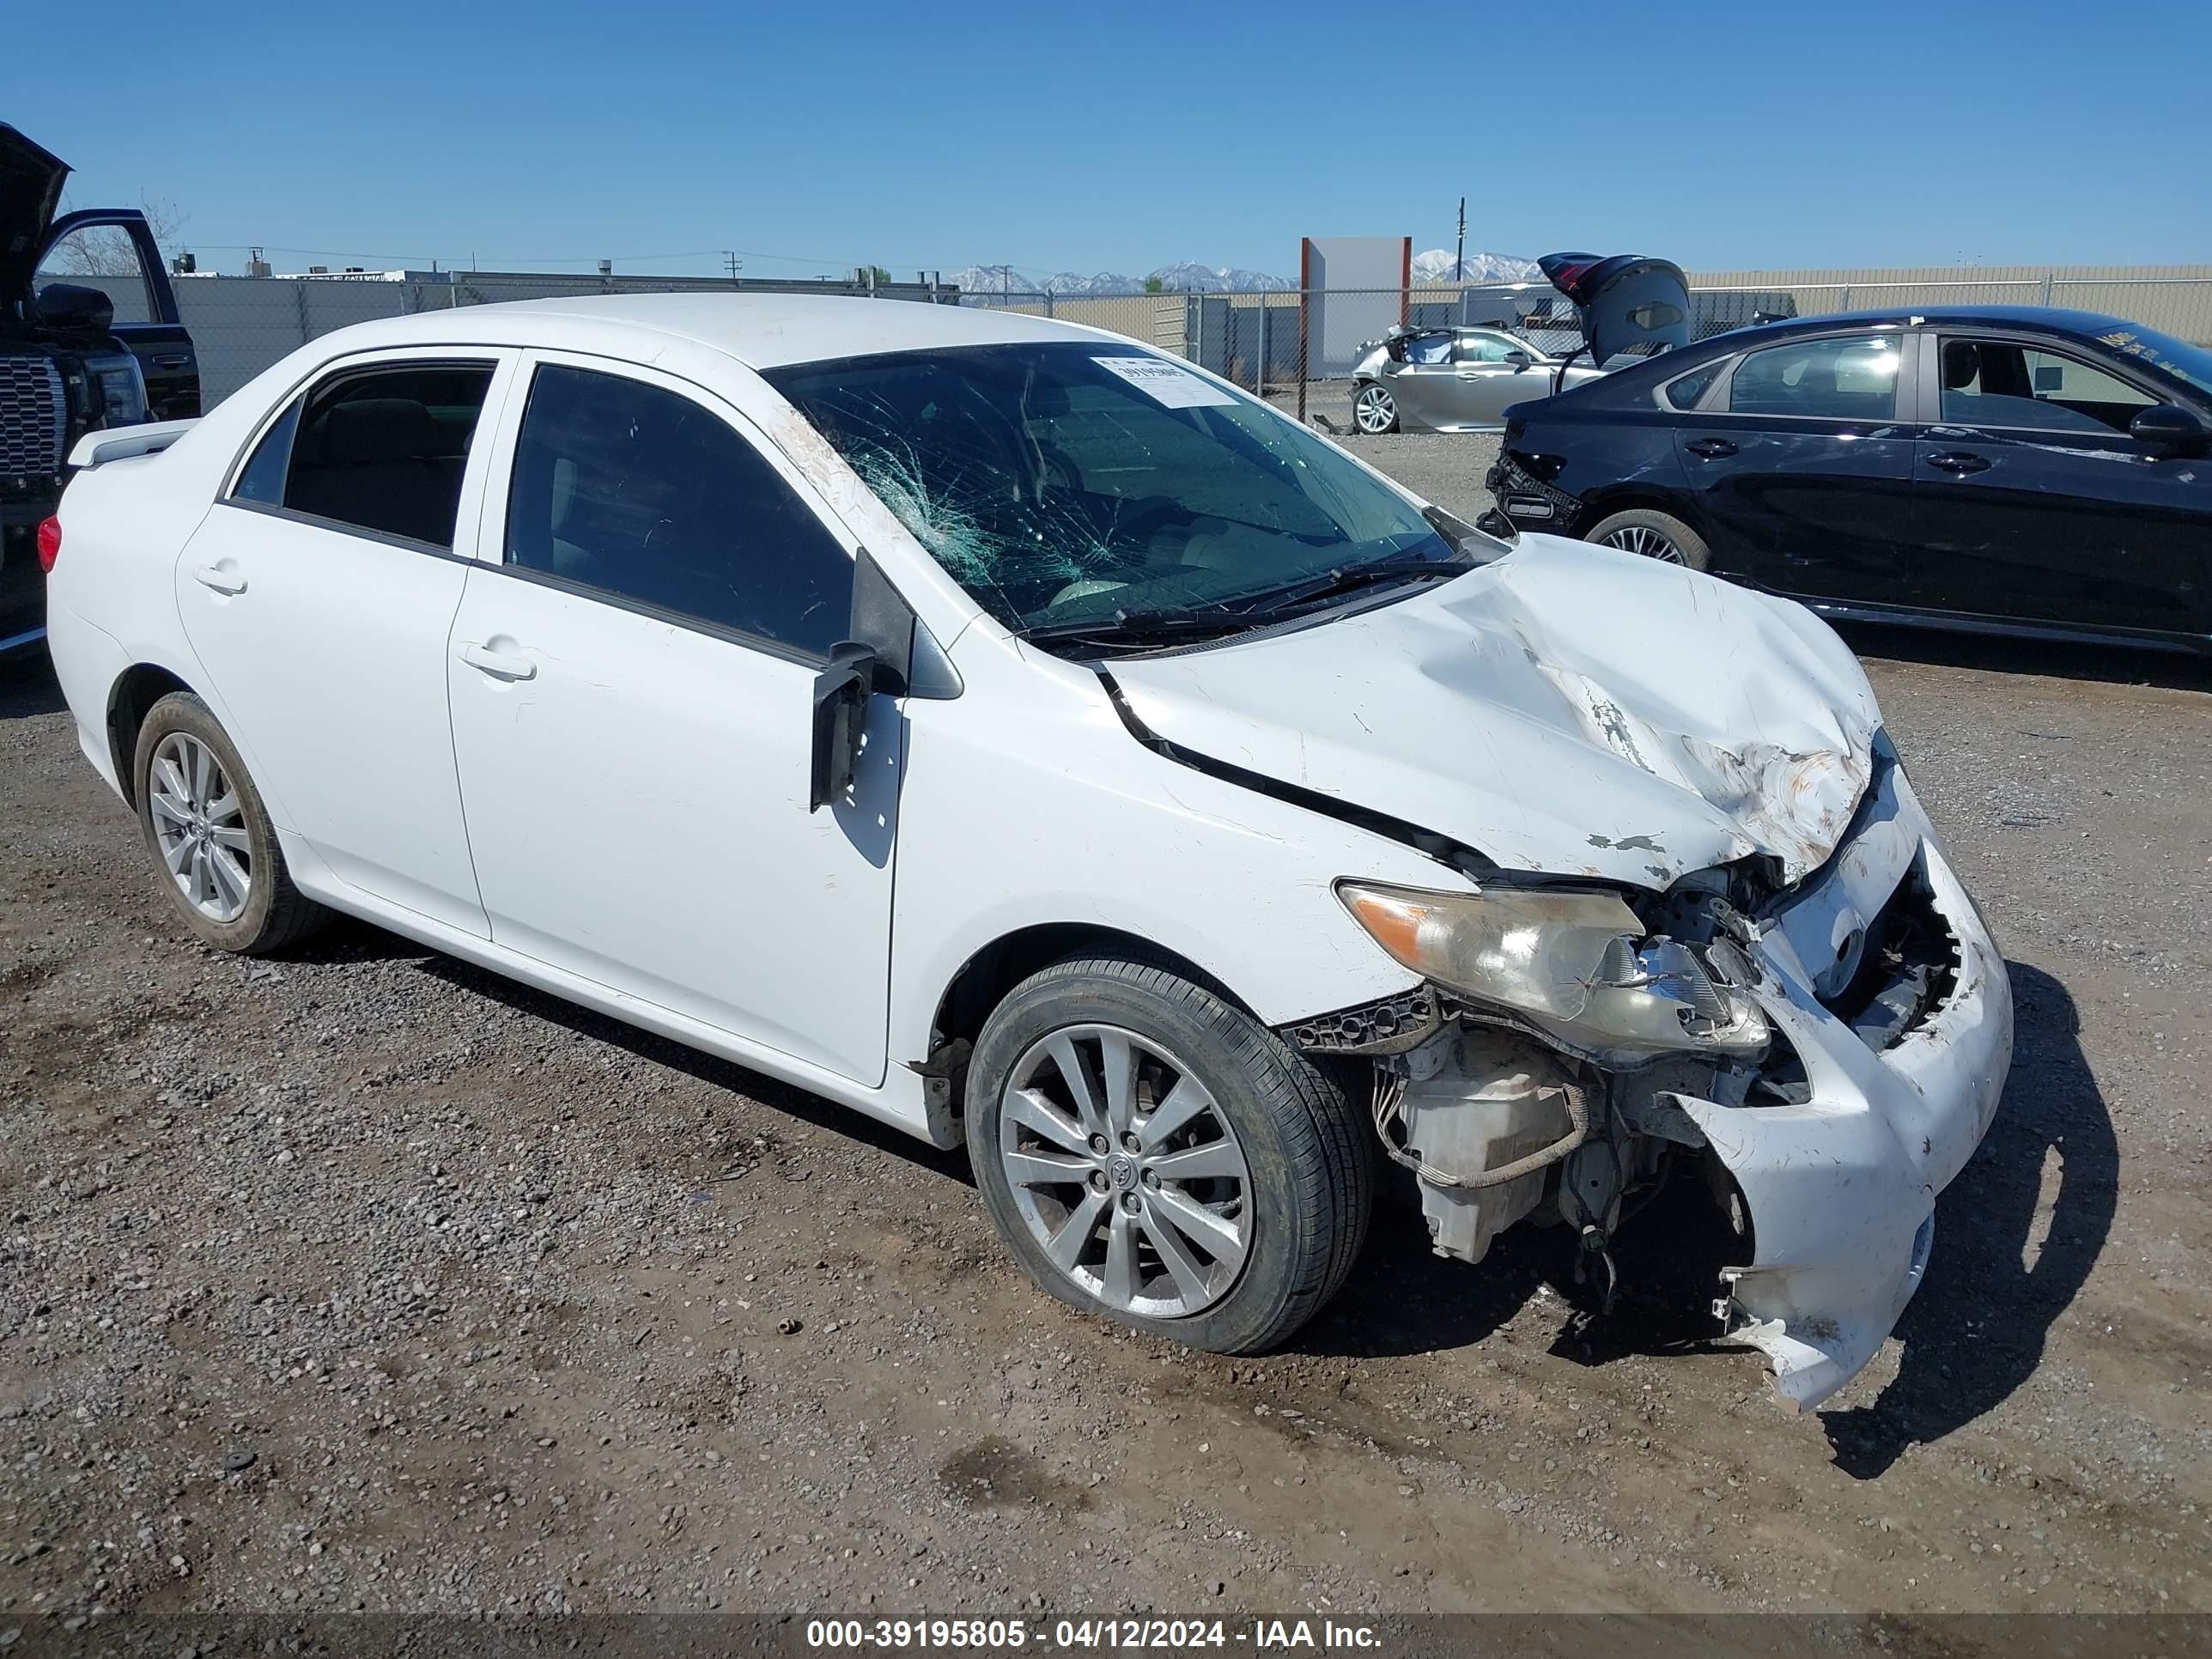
[
  {"left": 1585, "top": 507, "right": 1711, "bottom": 571},
  {"left": 968, "top": 955, "right": 1370, "bottom": 1354},
  {"left": 1352, "top": 381, "right": 1399, "bottom": 434},
  {"left": 133, "top": 691, "right": 329, "bottom": 954}
]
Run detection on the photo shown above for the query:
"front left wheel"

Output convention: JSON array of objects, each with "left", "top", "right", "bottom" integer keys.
[
  {"left": 132, "top": 691, "right": 330, "bottom": 954},
  {"left": 967, "top": 954, "right": 1372, "bottom": 1354},
  {"left": 1352, "top": 381, "right": 1399, "bottom": 434}
]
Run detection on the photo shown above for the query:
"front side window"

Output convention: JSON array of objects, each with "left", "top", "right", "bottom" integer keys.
[
  {"left": 1938, "top": 338, "right": 2155, "bottom": 434},
  {"left": 1456, "top": 334, "right": 1522, "bottom": 364},
  {"left": 239, "top": 362, "right": 494, "bottom": 548},
  {"left": 1727, "top": 335, "right": 1901, "bottom": 421},
  {"left": 766, "top": 342, "right": 1475, "bottom": 635},
  {"left": 503, "top": 364, "right": 852, "bottom": 659},
  {"left": 34, "top": 223, "right": 153, "bottom": 325}
]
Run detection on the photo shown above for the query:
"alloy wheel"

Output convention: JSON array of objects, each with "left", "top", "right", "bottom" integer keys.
[
  {"left": 998, "top": 1024, "right": 1253, "bottom": 1318},
  {"left": 1601, "top": 524, "right": 1686, "bottom": 564},
  {"left": 149, "top": 732, "right": 252, "bottom": 923},
  {"left": 1353, "top": 384, "right": 1397, "bottom": 434}
]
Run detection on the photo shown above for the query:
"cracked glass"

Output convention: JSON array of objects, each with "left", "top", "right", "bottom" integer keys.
[{"left": 767, "top": 343, "right": 1479, "bottom": 636}]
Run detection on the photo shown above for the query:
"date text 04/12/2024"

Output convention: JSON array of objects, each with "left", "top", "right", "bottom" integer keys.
[{"left": 803, "top": 1618, "right": 1385, "bottom": 1650}]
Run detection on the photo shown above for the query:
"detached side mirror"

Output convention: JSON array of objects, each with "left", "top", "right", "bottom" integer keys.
[
  {"left": 807, "top": 549, "right": 962, "bottom": 812},
  {"left": 809, "top": 642, "right": 878, "bottom": 811},
  {"left": 2130, "top": 403, "right": 2209, "bottom": 459},
  {"left": 1503, "top": 349, "right": 1534, "bottom": 370}
]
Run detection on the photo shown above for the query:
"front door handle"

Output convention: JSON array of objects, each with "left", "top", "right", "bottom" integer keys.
[
  {"left": 191, "top": 564, "right": 246, "bottom": 595},
  {"left": 459, "top": 643, "right": 537, "bottom": 682},
  {"left": 1926, "top": 451, "right": 1991, "bottom": 475},
  {"left": 1685, "top": 438, "right": 1738, "bottom": 459}
]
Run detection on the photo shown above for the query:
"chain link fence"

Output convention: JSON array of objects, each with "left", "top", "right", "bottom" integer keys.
[{"left": 64, "top": 265, "right": 2212, "bottom": 412}]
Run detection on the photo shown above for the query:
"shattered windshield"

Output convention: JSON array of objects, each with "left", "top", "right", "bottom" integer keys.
[{"left": 765, "top": 342, "right": 1487, "bottom": 638}]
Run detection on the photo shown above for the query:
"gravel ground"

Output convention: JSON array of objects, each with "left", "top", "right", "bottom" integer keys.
[{"left": 2, "top": 457, "right": 2209, "bottom": 1626}]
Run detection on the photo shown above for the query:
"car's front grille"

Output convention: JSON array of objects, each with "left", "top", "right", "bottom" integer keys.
[{"left": 0, "top": 355, "right": 67, "bottom": 476}]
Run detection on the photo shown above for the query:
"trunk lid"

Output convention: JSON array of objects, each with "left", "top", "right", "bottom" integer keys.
[{"left": 1537, "top": 252, "right": 1692, "bottom": 368}]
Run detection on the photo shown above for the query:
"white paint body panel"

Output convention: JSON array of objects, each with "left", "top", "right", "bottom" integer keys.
[
  {"left": 40, "top": 295, "right": 2013, "bottom": 1411},
  {"left": 1110, "top": 534, "right": 1879, "bottom": 890}
]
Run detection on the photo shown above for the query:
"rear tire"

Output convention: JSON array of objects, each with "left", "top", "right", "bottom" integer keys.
[
  {"left": 132, "top": 691, "right": 330, "bottom": 955},
  {"left": 1584, "top": 507, "right": 1711, "bottom": 571},
  {"left": 968, "top": 954, "right": 1371, "bottom": 1354}
]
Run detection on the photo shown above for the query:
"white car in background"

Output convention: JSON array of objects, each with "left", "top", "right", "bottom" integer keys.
[{"left": 41, "top": 295, "right": 2010, "bottom": 1409}]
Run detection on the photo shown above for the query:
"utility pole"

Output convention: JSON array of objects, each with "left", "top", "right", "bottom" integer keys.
[
  {"left": 723, "top": 249, "right": 742, "bottom": 285},
  {"left": 1455, "top": 197, "right": 1466, "bottom": 283}
]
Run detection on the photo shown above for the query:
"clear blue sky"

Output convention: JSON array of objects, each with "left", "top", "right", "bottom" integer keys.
[{"left": 46, "top": 0, "right": 2211, "bottom": 281}]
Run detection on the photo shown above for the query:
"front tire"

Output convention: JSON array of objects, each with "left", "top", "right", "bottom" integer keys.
[
  {"left": 1584, "top": 507, "right": 1712, "bottom": 571},
  {"left": 968, "top": 955, "right": 1371, "bottom": 1354},
  {"left": 1352, "top": 381, "right": 1399, "bottom": 434},
  {"left": 133, "top": 691, "right": 329, "bottom": 954}
]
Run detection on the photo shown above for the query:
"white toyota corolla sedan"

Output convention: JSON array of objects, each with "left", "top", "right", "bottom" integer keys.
[{"left": 40, "top": 295, "right": 2011, "bottom": 1409}]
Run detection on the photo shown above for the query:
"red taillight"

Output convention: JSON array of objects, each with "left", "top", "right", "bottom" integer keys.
[{"left": 35, "top": 516, "right": 62, "bottom": 574}]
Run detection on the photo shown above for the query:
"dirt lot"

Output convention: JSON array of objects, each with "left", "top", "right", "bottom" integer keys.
[{"left": 3, "top": 449, "right": 2209, "bottom": 1626}]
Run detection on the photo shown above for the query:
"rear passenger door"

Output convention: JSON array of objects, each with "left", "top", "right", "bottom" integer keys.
[
  {"left": 176, "top": 349, "right": 517, "bottom": 935},
  {"left": 1668, "top": 331, "right": 1918, "bottom": 604},
  {"left": 445, "top": 352, "right": 897, "bottom": 1085}
]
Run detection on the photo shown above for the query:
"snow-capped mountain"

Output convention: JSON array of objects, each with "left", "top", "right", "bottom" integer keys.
[
  {"left": 951, "top": 252, "right": 1540, "bottom": 295},
  {"left": 949, "top": 262, "right": 1293, "bottom": 296},
  {"left": 1410, "top": 249, "right": 1541, "bottom": 283}
]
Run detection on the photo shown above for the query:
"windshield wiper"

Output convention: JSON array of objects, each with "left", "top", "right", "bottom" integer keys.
[
  {"left": 1021, "top": 605, "right": 1251, "bottom": 648},
  {"left": 1235, "top": 555, "right": 1468, "bottom": 618}
]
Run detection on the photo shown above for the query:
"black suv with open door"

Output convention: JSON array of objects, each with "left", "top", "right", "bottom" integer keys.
[{"left": 3, "top": 123, "right": 199, "bottom": 657}]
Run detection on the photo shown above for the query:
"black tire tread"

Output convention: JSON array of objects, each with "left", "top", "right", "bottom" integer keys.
[{"left": 1583, "top": 506, "right": 1712, "bottom": 572}]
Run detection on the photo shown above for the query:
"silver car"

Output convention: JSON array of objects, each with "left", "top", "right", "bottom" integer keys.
[{"left": 1350, "top": 327, "right": 1607, "bottom": 434}]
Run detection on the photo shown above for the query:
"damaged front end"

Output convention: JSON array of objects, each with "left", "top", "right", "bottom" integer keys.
[{"left": 1285, "top": 747, "right": 2013, "bottom": 1413}]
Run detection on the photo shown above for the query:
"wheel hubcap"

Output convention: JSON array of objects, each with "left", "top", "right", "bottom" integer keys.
[
  {"left": 1354, "top": 386, "right": 1395, "bottom": 432},
  {"left": 1602, "top": 525, "right": 1686, "bottom": 564},
  {"left": 998, "top": 1024, "right": 1253, "bottom": 1318},
  {"left": 149, "top": 732, "right": 252, "bottom": 923}
]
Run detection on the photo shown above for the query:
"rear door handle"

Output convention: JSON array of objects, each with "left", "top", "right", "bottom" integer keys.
[
  {"left": 459, "top": 643, "right": 537, "bottom": 682},
  {"left": 1926, "top": 451, "right": 1991, "bottom": 475},
  {"left": 191, "top": 564, "right": 246, "bottom": 595},
  {"left": 152, "top": 354, "right": 191, "bottom": 368},
  {"left": 1685, "top": 438, "right": 1738, "bottom": 459}
]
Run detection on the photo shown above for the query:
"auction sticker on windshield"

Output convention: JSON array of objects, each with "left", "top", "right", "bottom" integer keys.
[{"left": 1093, "top": 356, "right": 1238, "bottom": 408}]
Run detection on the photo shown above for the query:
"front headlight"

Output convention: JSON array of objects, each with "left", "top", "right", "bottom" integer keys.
[
  {"left": 1337, "top": 880, "right": 1768, "bottom": 1059},
  {"left": 83, "top": 351, "right": 149, "bottom": 429}
]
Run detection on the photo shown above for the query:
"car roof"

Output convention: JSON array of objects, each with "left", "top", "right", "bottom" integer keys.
[
  {"left": 1704, "top": 304, "right": 2137, "bottom": 346},
  {"left": 297, "top": 291, "right": 1105, "bottom": 372}
]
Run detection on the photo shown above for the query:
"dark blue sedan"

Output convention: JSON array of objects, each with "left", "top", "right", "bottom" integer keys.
[{"left": 1486, "top": 307, "right": 2212, "bottom": 653}]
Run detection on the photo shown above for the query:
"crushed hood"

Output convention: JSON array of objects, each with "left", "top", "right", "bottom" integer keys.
[
  {"left": 1108, "top": 536, "right": 1878, "bottom": 890},
  {"left": 0, "top": 125, "right": 69, "bottom": 303}
]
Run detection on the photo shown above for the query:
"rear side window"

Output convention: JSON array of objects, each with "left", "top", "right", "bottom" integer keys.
[
  {"left": 1726, "top": 336, "right": 1900, "bottom": 421},
  {"left": 234, "top": 362, "right": 495, "bottom": 549},
  {"left": 502, "top": 364, "right": 852, "bottom": 659}
]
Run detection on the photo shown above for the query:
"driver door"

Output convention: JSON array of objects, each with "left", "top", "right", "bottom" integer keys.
[
  {"left": 445, "top": 350, "right": 902, "bottom": 1085},
  {"left": 1446, "top": 331, "right": 1547, "bottom": 427}
]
